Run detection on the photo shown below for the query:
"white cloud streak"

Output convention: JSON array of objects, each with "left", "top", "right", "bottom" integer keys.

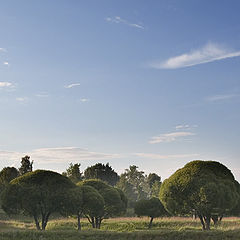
[
  {"left": 35, "top": 92, "right": 49, "bottom": 98},
  {"left": 106, "top": 16, "right": 144, "bottom": 29},
  {"left": 0, "top": 48, "right": 7, "bottom": 52},
  {"left": 151, "top": 43, "right": 240, "bottom": 69},
  {"left": 16, "top": 97, "right": 28, "bottom": 102},
  {"left": 149, "top": 131, "right": 195, "bottom": 144},
  {"left": 175, "top": 124, "right": 198, "bottom": 130},
  {"left": 0, "top": 82, "right": 12, "bottom": 87},
  {"left": 206, "top": 94, "right": 239, "bottom": 102},
  {"left": 134, "top": 152, "right": 199, "bottom": 160},
  {"left": 0, "top": 147, "right": 120, "bottom": 165},
  {"left": 3, "top": 62, "right": 9, "bottom": 66},
  {"left": 65, "top": 83, "right": 81, "bottom": 89},
  {"left": 80, "top": 98, "right": 90, "bottom": 102}
]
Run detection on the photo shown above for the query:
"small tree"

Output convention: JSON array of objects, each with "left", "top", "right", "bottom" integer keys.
[
  {"left": 0, "top": 167, "right": 19, "bottom": 185},
  {"left": 78, "top": 179, "right": 127, "bottom": 229},
  {"left": 84, "top": 163, "right": 119, "bottom": 186},
  {"left": 19, "top": 155, "right": 33, "bottom": 175},
  {"left": 1, "top": 170, "right": 75, "bottom": 230},
  {"left": 160, "top": 160, "right": 240, "bottom": 230},
  {"left": 62, "top": 163, "right": 82, "bottom": 183},
  {"left": 63, "top": 185, "right": 104, "bottom": 230},
  {"left": 134, "top": 197, "right": 166, "bottom": 228}
]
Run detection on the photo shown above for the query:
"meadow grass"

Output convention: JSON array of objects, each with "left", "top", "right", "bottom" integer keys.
[{"left": 1, "top": 216, "right": 240, "bottom": 240}]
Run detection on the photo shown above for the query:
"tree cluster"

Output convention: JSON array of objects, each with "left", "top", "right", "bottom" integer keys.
[{"left": 1, "top": 170, "right": 127, "bottom": 230}]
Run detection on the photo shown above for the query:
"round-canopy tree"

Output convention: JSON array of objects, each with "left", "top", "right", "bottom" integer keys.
[
  {"left": 78, "top": 179, "right": 127, "bottom": 229},
  {"left": 134, "top": 197, "right": 167, "bottom": 228},
  {"left": 160, "top": 160, "right": 240, "bottom": 230},
  {"left": 63, "top": 185, "right": 104, "bottom": 230},
  {"left": 1, "top": 170, "right": 75, "bottom": 230}
]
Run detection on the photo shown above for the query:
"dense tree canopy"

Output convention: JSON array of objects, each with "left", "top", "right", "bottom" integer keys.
[
  {"left": 19, "top": 155, "right": 33, "bottom": 176},
  {"left": 116, "top": 165, "right": 151, "bottom": 207},
  {"left": 134, "top": 197, "right": 167, "bottom": 228},
  {"left": 160, "top": 160, "right": 240, "bottom": 230},
  {"left": 78, "top": 179, "right": 127, "bottom": 228},
  {"left": 62, "top": 163, "right": 82, "bottom": 183},
  {"left": 84, "top": 163, "right": 119, "bottom": 186},
  {"left": 1, "top": 170, "right": 75, "bottom": 230},
  {"left": 63, "top": 185, "right": 104, "bottom": 230},
  {"left": 0, "top": 167, "right": 19, "bottom": 186}
]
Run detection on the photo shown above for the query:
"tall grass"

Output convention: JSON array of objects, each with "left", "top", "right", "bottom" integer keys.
[{"left": 1, "top": 217, "right": 240, "bottom": 240}]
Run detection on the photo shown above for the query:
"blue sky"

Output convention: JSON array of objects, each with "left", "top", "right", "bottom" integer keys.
[{"left": 1, "top": 0, "right": 240, "bottom": 180}]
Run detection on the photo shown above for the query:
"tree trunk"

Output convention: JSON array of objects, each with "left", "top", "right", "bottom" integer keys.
[
  {"left": 77, "top": 213, "right": 81, "bottom": 231},
  {"left": 34, "top": 215, "right": 40, "bottom": 230},
  {"left": 211, "top": 215, "right": 218, "bottom": 225},
  {"left": 148, "top": 217, "right": 154, "bottom": 229},
  {"left": 91, "top": 217, "right": 95, "bottom": 228},
  {"left": 198, "top": 214, "right": 206, "bottom": 230},
  {"left": 41, "top": 212, "right": 50, "bottom": 230},
  {"left": 204, "top": 216, "right": 211, "bottom": 230}
]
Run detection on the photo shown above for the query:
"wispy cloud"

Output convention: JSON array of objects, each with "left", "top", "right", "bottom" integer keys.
[
  {"left": 105, "top": 16, "right": 144, "bottom": 29},
  {"left": 65, "top": 83, "right": 81, "bottom": 89},
  {"left": 0, "top": 48, "right": 7, "bottom": 52},
  {"left": 16, "top": 97, "right": 28, "bottom": 102},
  {"left": 0, "top": 147, "right": 120, "bottom": 165},
  {"left": 134, "top": 152, "right": 199, "bottom": 159},
  {"left": 206, "top": 94, "right": 239, "bottom": 102},
  {"left": 0, "top": 82, "right": 12, "bottom": 88},
  {"left": 3, "top": 62, "right": 9, "bottom": 66},
  {"left": 149, "top": 131, "right": 195, "bottom": 144},
  {"left": 151, "top": 43, "right": 240, "bottom": 69},
  {"left": 175, "top": 124, "right": 198, "bottom": 130},
  {"left": 80, "top": 98, "right": 90, "bottom": 102},
  {"left": 35, "top": 92, "right": 49, "bottom": 98}
]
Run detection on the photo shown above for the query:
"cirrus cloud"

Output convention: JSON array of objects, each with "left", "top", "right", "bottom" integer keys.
[
  {"left": 150, "top": 43, "right": 240, "bottom": 69},
  {"left": 149, "top": 131, "right": 195, "bottom": 144}
]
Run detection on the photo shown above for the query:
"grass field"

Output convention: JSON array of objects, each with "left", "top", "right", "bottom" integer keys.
[{"left": 1, "top": 215, "right": 240, "bottom": 240}]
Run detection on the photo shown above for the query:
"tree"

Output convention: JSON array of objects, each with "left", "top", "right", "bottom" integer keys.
[
  {"left": 147, "top": 173, "right": 161, "bottom": 188},
  {"left": 150, "top": 181, "right": 161, "bottom": 198},
  {"left": 147, "top": 173, "right": 161, "bottom": 198},
  {"left": 0, "top": 167, "right": 19, "bottom": 185},
  {"left": 63, "top": 185, "right": 104, "bottom": 230},
  {"left": 84, "top": 163, "right": 119, "bottom": 186},
  {"left": 0, "top": 167, "right": 19, "bottom": 205},
  {"left": 160, "top": 160, "right": 240, "bottom": 230},
  {"left": 134, "top": 197, "right": 167, "bottom": 228},
  {"left": 62, "top": 163, "right": 82, "bottom": 183},
  {"left": 78, "top": 179, "right": 127, "bottom": 228},
  {"left": 116, "top": 165, "right": 149, "bottom": 207},
  {"left": 1, "top": 170, "right": 75, "bottom": 230},
  {"left": 19, "top": 155, "right": 33, "bottom": 175}
]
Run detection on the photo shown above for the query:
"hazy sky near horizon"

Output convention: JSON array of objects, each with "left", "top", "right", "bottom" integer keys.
[{"left": 1, "top": 0, "right": 240, "bottom": 180}]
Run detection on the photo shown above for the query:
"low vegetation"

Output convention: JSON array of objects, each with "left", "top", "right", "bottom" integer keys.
[{"left": 1, "top": 217, "right": 240, "bottom": 240}]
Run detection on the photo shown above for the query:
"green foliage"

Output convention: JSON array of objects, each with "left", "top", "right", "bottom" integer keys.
[
  {"left": 1, "top": 170, "right": 75, "bottom": 230},
  {"left": 18, "top": 156, "right": 33, "bottom": 176},
  {"left": 78, "top": 179, "right": 127, "bottom": 228},
  {"left": 160, "top": 160, "right": 240, "bottom": 230},
  {"left": 64, "top": 184, "right": 104, "bottom": 230},
  {"left": 0, "top": 167, "right": 19, "bottom": 185},
  {"left": 84, "top": 163, "right": 119, "bottom": 186},
  {"left": 134, "top": 197, "right": 167, "bottom": 228},
  {"left": 117, "top": 165, "right": 150, "bottom": 207},
  {"left": 147, "top": 173, "right": 161, "bottom": 188},
  {"left": 62, "top": 163, "right": 82, "bottom": 183}
]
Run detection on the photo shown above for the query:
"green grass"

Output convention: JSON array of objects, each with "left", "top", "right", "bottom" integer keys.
[{"left": 1, "top": 216, "right": 240, "bottom": 240}]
